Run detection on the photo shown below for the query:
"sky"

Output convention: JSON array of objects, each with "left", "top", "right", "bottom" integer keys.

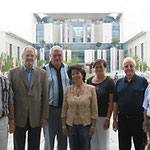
[{"left": 0, "top": 0, "right": 150, "bottom": 42}]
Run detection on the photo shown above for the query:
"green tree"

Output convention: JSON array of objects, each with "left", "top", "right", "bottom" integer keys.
[
  {"left": 53, "top": 43, "right": 61, "bottom": 47},
  {"left": 63, "top": 54, "right": 79, "bottom": 66},
  {"left": 111, "top": 38, "right": 120, "bottom": 45},
  {"left": 16, "top": 59, "right": 18, "bottom": 67},
  {"left": 96, "top": 42, "right": 102, "bottom": 48},
  {"left": 39, "top": 40, "right": 46, "bottom": 44},
  {"left": 0, "top": 53, "right": 14, "bottom": 72},
  {"left": 37, "top": 59, "right": 46, "bottom": 68},
  {"left": 140, "top": 61, "right": 149, "bottom": 72},
  {"left": 125, "top": 54, "right": 149, "bottom": 72}
]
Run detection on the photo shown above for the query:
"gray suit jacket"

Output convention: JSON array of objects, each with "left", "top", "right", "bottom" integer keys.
[{"left": 8, "top": 66, "right": 49, "bottom": 128}]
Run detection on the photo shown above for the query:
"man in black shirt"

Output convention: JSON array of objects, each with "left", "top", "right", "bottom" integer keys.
[{"left": 113, "top": 57, "right": 148, "bottom": 150}]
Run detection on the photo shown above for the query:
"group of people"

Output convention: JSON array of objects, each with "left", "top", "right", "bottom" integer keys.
[{"left": 0, "top": 45, "right": 150, "bottom": 150}]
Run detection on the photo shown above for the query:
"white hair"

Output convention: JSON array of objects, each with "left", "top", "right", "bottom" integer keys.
[
  {"left": 50, "top": 46, "right": 63, "bottom": 55},
  {"left": 22, "top": 46, "right": 37, "bottom": 56},
  {"left": 122, "top": 57, "right": 136, "bottom": 67}
]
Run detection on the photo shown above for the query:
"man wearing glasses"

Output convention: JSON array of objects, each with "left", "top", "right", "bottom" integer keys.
[
  {"left": 8, "top": 46, "right": 49, "bottom": 150},
  {"left": 113, "top": 57, "right": 148, "bottom": 150},
  {"left": 43, "top": 46, "right": 70, "bottom": 150}
]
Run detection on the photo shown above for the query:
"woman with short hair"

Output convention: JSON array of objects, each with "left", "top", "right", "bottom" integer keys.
[
  {"left": 87, "top": 59, "right": 115, "bottom": 150},
  {"left": 61, "top": 64, "right": 98, "bottom": 150}
]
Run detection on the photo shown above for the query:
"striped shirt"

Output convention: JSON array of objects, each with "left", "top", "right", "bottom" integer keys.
[{"left": 0, "top": 76, "right": 14, "bottom": 119}]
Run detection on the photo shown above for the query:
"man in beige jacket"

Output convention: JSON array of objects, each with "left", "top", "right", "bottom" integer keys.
[{"left": 8, "top": 46, "right": 49, "bottom": 150}]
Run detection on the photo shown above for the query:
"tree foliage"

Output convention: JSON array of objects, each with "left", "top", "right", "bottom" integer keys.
[
  {"left": 37, "top": 59, "right": 46, "bottom": 68},
  {"left": 111, "top": 38, "right": 120, "bottom": 45},
  {"left": 96, "top": 42, "right": 102, "bottom": 48},
  {"left": 53, "top": 43, "right": 61, "bottom": 47},
  {"left": 0, "top": 53, "right": 14, "bottom": 72},
  {"left": 125, "top": 54, "right": 149, "bottom": 72},
  {"left": 63, "top": 54, "right": 79, "bottom": 66},
  {"left": 39, "top": 40, "right": 46, "bottom": 44}
]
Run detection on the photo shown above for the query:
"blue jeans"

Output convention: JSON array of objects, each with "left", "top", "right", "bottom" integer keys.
[{"left": 67, "top": 124, "right": 91, "bottom": 150}]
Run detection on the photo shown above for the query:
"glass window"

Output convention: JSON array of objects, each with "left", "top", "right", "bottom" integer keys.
[
  {"left": 36, "top": 24, "right": 44, "bottom": 43},
  {"left": 17, "top": 47, "right": 20, "bottom": 60},
  {"left": 9, "top": 44, "right": 12, "bottom": 57},
  {"left": 112, "top": 23, "right": 120, "bottom": 40},
  {"left": 135, "top": 46, "right": 137, "bottom": 56},
  {"left": 106, "top": 49, "right": 110, "bottom": 72},
  {"left": 141, "top": 43, "right": 144, "bottom": 59}
]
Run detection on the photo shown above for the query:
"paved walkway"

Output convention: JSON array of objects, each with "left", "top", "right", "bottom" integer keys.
[{"left": 7, "top": 120, "right": 135, "bottom": 150}]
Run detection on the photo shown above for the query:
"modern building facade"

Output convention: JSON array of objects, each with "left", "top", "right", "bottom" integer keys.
[
  {"left": 126, "top": 31, "right": 150, "bottom": 67},
  {"left": 0, "top": 31, "right": 31, "bottom": 66},
  {"left": 32, "top": 13, "right": 124, "bottom": 72}
]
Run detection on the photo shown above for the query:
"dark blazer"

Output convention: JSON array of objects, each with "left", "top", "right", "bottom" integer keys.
[{"left": 8, "top": 66, "right": 49, "bottom": 128}]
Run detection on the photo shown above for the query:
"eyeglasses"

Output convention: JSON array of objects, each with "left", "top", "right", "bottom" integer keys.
[
  {"left": 124, "top": 65, "right": 134, "bottom": 68},
  {"left": 24, "top": 54, "right": 35, "bottom": 58},
  {"left": 72, "top": 72, "right": 81, "bottom": 76},
  {"left": 53, "top": 54, "right": 62, "bottom": 57}
]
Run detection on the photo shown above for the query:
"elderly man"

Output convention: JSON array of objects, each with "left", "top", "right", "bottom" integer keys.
[
  {"left": 0, "top": 57, "right": 15, "bottom": 150},
  {"left": 113, "top": 57, "right": 148, "bottom": 150},
  {"left": 43, "top": 46, "right": 70, "bottom": 150},
  {"left": 8, "top": 46, "right": 49, "bottom": 150}
]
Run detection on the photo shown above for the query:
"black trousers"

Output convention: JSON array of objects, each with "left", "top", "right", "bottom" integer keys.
[
  {"left": 118, "top": 113, "right": 144, "bottom": 150},
  {"left": 14, "top": 118, "right": 41, "bottom": 150}
]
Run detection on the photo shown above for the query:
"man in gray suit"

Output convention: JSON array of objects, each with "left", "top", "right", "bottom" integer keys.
[{"left": 8, "top": 46, "right": 49, "bottom": 150}]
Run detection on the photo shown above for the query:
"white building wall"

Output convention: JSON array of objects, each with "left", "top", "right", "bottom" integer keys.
[
  {"left": 127, "top": 32, "right": 150, "bottom": 66},
  {"left": 64, "top": 24, "right": 68, "bottom": 43},
  {"left": 0, "top": 32, "right": 6, "bottom": 53},
  {"left": 84, "top": 50, "right": 95, "bottom": 63},
  {"left": 119, "top": 49, "right": 124, "bottom": 70},
  {"left": 40, "top": 48, "right": 45, "bottom": 60},
  {"left": 145, "top": 32, "right": 150, "bottom": 66},
  {"left": 0, "top": 32, "right": 31, "bottom": 66},
  {"left": 99, "top": 24, "right": 103, "bottom": 43},
  {"left": 67, "top": 50, "right": 71, "bottom": 62},
  {"left": 63, "top": 50, "right": 66, "bottom": 61},
  {"left": 94, "top": 24, "right": 102, "bottom": 43},
  {"left": 60, "top": 24, "right": 63, "bottom": 43},
  {"left": 44, "top": 23, "right": 53, "bottom": 43},
  {"left": 97, "top": 49, "right": 101, "bottom": 59},
  {"left": 63, "top": 49, "right": 71, "bottom": 62},
  {"left": 91, "top": 23, "right": 95, "bottom": 43},
  {"left": 53, "top": 24, "right": 60, "bottom": 43},
  {"left": 103, "top": 23, "right": 112, "bottom": 43},
  {"left": 103, "top": 49, "right": 106, "bottom": 60},
  {"left": 119, "top": 14, "right": 125, "bottom": 43},
  {"left": 69, "top": 25, "right": 73, "bottom": 43},
  {"left": 32, "top": 15, "right": 37, "bottom": 43},
  {"left": 83, "top": 24, "right": 87, "bottom": 43},
  {"left": 110, "top": 47, "right": 117, "bottom": 72},
  {"left": 32, "top": 24, "right": 36, "bottom": 43}
]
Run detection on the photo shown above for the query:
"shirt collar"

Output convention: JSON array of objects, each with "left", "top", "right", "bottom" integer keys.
[
  {"left": 49, "top": 61, "right": 64, "bottom": 70},
  {"left": 23, "top": 65, "right": 34, "bottom": 72},
  {"left": 124, "top": 74, "right": 137, "bottom": 82}
]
